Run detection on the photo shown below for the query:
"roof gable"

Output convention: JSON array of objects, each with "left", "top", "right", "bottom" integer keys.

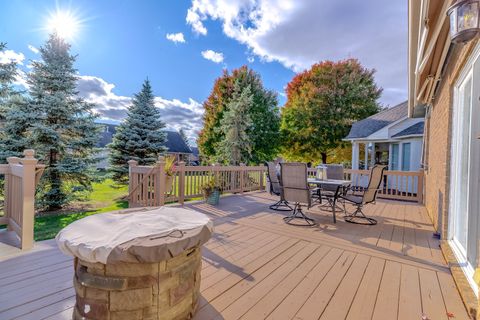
[
  {"left": 345, "top": 101, "right": 408, "bottom": 139},
  {"left": 392, "top": 121, "right": 424, "bottom": 138}
]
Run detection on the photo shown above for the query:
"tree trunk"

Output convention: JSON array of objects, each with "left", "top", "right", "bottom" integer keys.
[
  {"left": 321, "top": 152, "right": 327, "bottom": 164},
  {"left": 46, "top": 150, "right": 64, "bottom": 211}
]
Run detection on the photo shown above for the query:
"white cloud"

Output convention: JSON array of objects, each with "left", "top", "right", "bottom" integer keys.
[
  {"left": 28, "top": 45, "right": 39, "bottom": 54},
  {"left": 166, "top": 32, "right": 186, "bottom": 43},
  {"left": 186, "top": 0, "right": 408, "bottom": 106},
  {"left": 201, "top": 49, "right": 224, "bottom": 63},
  {"left": 13, "top": 70, "right": 29, "bottom": 89},
  {"left": 247, "top": 56, "right": 255, "bottom": 63},
  {"left": 0, "top": 49, "right": 25, "bottom": 65},
  {"left": 77, "top": 75, "right": 204, "bottom": 142}
]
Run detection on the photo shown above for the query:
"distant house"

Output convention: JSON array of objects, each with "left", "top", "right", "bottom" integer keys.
[
  {"left": 163, "top": 131, "right": 192, "bottom": 163},
  {"left": 96, "top": 124, "right": 193, "bottom": 169},
  {"left": 344, "top": 101, "right": 424, "bottom": 172},
  {"left": 189, "top": 146, "right": 200, "bottom": 165}
]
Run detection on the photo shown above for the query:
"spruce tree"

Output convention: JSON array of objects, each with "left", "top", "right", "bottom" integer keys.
[
  {"left": 109, "top": 79, "right": 167, "bottom": 182},
  {"left": 0, "top": 42, "right": 18, "bottom": 104},
  {"left": 27, "top": 34, "right": 100, "bottom": 210},
  {"left": 198, "top": 66, "right": 280, "bottom": 165},
  {"left": 217, "top": 82, "right": 253, "bottom": 165},
  {"left": 0, "top": 95, "right": 31, "bottom": 160},
  {"left": 0, "top": 42, "right": 26, "bottom": 161}
]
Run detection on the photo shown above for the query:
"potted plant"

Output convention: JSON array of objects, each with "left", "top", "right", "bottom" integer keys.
[
  {"left": 164, "top": 155, "right": 176, "bottom": 194},
  {"left": 201, "top": 175, "right": 222, "bottom": 205}
]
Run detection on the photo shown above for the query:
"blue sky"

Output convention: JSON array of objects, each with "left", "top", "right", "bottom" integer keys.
[{"left": 0, "top": 0, "right": 408, "bottom": 144}]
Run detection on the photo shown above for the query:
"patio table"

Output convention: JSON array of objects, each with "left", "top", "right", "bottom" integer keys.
[{"left": 307, "top": 178, "right": 351, "bottom": 223}]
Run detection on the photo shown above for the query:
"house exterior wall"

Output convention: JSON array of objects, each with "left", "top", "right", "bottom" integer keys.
[{"left": 423, "top": 40, "right": 478, "bottom": 236}]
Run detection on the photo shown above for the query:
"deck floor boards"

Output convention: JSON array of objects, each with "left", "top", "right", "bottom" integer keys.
[{"left": 0, "top": 191, "right": 470, "bottom": 320}]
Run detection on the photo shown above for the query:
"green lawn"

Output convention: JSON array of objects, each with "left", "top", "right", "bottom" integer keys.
[{"left": 34, "top": 178, "right": 128, "bottom": 241}]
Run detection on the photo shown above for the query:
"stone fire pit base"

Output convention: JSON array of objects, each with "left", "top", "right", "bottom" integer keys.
[{"left": 73, "top": 246, "right": 202, "bottom": 320}]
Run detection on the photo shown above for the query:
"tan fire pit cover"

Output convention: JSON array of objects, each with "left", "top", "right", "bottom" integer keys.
[{"left": 56, "top": 207, "right": 213, "bottom": 264}]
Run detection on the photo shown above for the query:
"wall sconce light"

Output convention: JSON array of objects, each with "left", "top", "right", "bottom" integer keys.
[{"left": 448, "top": 0, "right": 480, "bottom": 43}]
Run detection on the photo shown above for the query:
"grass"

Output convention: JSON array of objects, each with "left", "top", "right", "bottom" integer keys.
[
  {"left": 30, "top": 172, "right": 262, "bottom": 241},
  {"left": 34, "top": 178, "right": 128, "bottom": 241}
]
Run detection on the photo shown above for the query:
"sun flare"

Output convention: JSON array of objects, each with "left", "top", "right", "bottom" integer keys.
[{"left": 47, "top": 10, "right": 80, "bottom": 40}]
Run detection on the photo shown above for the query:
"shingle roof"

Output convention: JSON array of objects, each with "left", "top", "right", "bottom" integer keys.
[
  {"left": 190, "top": 147, "right": 199, "bottom": 156},
  {"left": 97, "top": 124, "right": 192, "bottom": 154},
  {"left": 392, "top": 121, "right": 424, "bottom": 138},
  {"left": 165, "top": 131, "right": 192, "bottom": 154},
  {"left": 345, "top": 101, "right": 408, "bottom": 139},
  {"left": 97, "top": 124, "right": 117, "bottom": 147}
]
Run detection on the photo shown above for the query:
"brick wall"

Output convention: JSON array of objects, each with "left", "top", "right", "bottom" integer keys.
[{"left": 424, "top": 40, "right": 478, "bottom": 238}]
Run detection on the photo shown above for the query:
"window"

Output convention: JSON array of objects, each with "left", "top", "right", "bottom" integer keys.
[
  {"left": 402, "top": 143, "right": 411, "bottom": 171},
  {"left": 391, "top": 144, "right": 399, "bottom": 170}
]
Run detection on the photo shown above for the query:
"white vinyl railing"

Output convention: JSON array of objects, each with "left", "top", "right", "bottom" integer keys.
[{"left": 307, "top": 168, "right": 424, "bottom": 203}]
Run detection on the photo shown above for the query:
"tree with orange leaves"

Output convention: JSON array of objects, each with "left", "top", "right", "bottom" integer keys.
[
  {"left": 198, "top": 66, "right": 280, "bottom": 165},
  {"left": 280, "top": 59, "right": 381, "bottom": 164}
]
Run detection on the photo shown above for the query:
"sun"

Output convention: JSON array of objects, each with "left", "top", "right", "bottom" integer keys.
[{"left": 46, "top": 10, "right": 80, "bottom": 40}]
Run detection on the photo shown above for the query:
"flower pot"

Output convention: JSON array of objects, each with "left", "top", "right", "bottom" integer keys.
[
  {"left": 165, "top": 175, "right": 174, "bottom": 195},
  {"left": 206, "top": 189, "right": 220, "bottom": 205}
]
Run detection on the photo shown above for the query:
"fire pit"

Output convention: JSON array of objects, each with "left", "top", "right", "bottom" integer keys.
[{"left": 56, "top": 207, "right": 213, "bottom": 320}]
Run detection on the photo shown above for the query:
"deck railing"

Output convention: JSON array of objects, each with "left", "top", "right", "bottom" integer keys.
[
  {"left": 307, "top": 168, "right": 424, "bottom": 203},
  {"left": 128, "top": 159, "right": 265, "bottom": 207},
  {"left": 0, "top": 150, "right": 45, "bottom": 250},
  {"left": 129, "top": 161, "right": 424, "bottom": 208}
]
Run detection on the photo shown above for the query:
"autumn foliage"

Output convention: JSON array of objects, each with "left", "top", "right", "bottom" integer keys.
[
  {"left": 197, "top": 66, "right": 280, "bottom": 164},
  {"left": 281, "top": 59, "right": 381, "bottom": 164}
]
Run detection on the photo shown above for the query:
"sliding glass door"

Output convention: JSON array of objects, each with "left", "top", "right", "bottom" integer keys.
[{"left": 449, "top": 56, "right": 480, "bottom": 292}]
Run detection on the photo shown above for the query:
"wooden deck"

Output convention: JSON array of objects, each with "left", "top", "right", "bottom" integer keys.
[{"left": 0, "top": 191, "right": 470, "bottom": 320}]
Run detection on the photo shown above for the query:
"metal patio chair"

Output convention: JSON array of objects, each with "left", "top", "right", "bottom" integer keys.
[
  {"left": 265, "top": 162, "right": 292, "bottom": 211},
  {"left": 338, "top": 165, "right": 387, "bottom": 225},
  {"left": 279, "top": 162, "right": 316, "bottom": 226}
]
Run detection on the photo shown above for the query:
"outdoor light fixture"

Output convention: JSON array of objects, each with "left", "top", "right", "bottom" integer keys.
[{"left": 448, "top": 0, "right": 480, "bottom": 43}]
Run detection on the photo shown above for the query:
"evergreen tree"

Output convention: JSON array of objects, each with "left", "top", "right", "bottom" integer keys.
[
  {"left": 0, "top": 42, "right": 26, "bottom": 161},
  {"left": 0, "top": 95, "right": 31, "bottom": 160},
  {"left": 179, "top": 128, "right": 190, "bottom": 148},
  {"left": 198, "top": 66, "right": 280, "bottom": 164},
  {"left": 109, "top": 79, "right": 167, "bottom": 182},
  {"left": 217, "top": 83, "right": 253, "bottom": 165},
  {"left": 27, "top": 34, "right": 100, "bottom": 210},
  {"left": 0, "top": 42, "right": 18, "bottom": 104}
]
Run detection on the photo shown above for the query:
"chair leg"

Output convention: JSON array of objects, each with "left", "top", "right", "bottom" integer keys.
[
  {"left": 269, "top": 199, "right": 293, "bottom": 211},
  {"left": 283, "top": 204, "right": 316, "bottom": 226},
  {"left": 344, "top": 204, "right": 377, "bottom": 225}
]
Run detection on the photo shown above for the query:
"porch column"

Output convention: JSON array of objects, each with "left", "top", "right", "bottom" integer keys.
[
  {"left": 388, "top": 144, "right": 393, "bottom": 170},
  {"left": 370, "top": 142, "right": 376, "bottom": 167},
  {"left": 351, "top": 142, "right": 359, "bottom": 170},
  {"left": 364, "top": 143, "right": 369, "bottom": 170}
]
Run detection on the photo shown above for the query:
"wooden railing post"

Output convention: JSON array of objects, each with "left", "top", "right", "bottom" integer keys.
[
  {"left": 259, "top": 167, "right": 265, "bottom": 191},
  {"left": 5, "top": 156, "right": 20, "bottom": 232},
  {"left": 417, "top": 170, "right": 424, "bottom": 204},
  {"left": 156, "top": 156, "right": 166, "bottom": 206},
  {"left": 18, "top": 149, "right": 38, "bottom": 250},
  {"left": 240, "top": 163, "right": 245, "bottom": 194},
  {"left": 128, "top": 160, "right": 138, "bottom": 207},
  {"left": 178, "top": 161, "right": 185, "bottom": 205}
]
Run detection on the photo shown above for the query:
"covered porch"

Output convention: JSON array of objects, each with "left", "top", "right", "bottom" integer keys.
[
  {"left": 0, "top": 191, "right": 470, "bottom": 320},
  {"left": 350, "top": 141, "right": 390, "bottom": 170}
]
